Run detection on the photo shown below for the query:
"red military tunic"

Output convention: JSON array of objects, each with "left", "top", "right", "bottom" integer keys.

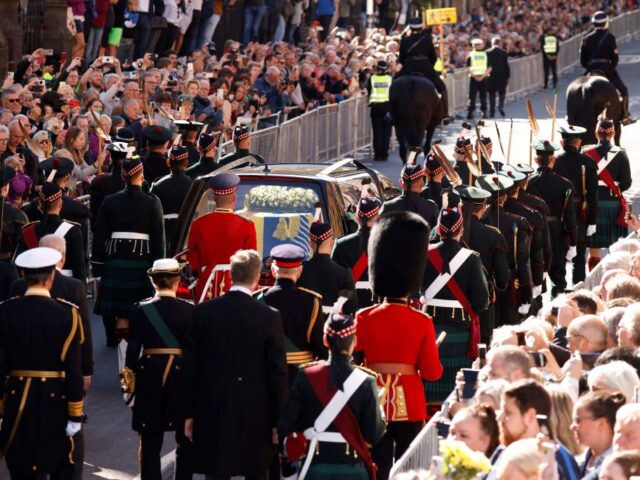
[
  {"left": 355, "top": 300, "right": 443, "bottom": 422},
  {"left": 187, "top": 208, "right": 257, "bottom": 303}
]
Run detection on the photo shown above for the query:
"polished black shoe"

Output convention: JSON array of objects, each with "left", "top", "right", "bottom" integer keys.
[
  {"left": 499, "top": 108, "right": 506, "bottom": 117},
  {"left": 622, "top": 116, "right": 637, "bottom": 126}
]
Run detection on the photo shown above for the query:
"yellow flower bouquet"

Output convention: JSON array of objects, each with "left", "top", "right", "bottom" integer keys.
[{"left": 437, "top": 439, "right": 492, "bottom": 480}]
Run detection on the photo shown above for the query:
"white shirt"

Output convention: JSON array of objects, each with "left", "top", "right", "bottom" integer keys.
[
  {"left": 229, "top": 285, "right": 253, "bottom": 296},
  {"left": 138, "top": 0, "right": 150, "bottom": 13}
]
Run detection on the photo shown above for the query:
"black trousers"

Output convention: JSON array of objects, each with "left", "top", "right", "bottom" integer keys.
[
  {"left": 372, "top": 421, "right": 422, "bottom": 480},
  {"left": 468, "top": 78, "right": 488, "bottom": 117},
  {"left": 71, "top": 429, "right": 85, "bottom": 480},
  {"left": 543, "top": 56, "right": 557, "bottom": 88},
  {"left": 592, "top": 64, "right": 630, "bottom": 116},
  {"left": 488, "top": 81, "right": 506, "bottom": 114},
  {"left": 548, "top": 222, "right": 568, "bottom": 297},
  {"left": 139, "top": 431, "right": 193, "bottom": 480},
  {"left": 9, "top": 463, "right": 74, "bottom": 480},
  {"left": 572, "top": 220, "right": 588, "bottom": 285},
  {"left": 370, "top": 102, "right": 391, "bottom": 160}
]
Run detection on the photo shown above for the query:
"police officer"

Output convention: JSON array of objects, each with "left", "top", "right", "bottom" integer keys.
[
  {"left": 0, "top": 247, "right": 84, "bottom": 480},
  {"left": 580, "top": 11, "right": 635, "bottom": 125},
  {"left": 582, "top": 117, "right": 632, "bottom": 268},
  {"left": 554, "top": 124, "right": 598, "bottom": 285},
  {"left": 298, "top": 219, "right": 357, "bottom": 314},
  {"left": 476, "top": 174, "right": 532, "bottom": 325},
  {"left": 501, "top": 167, "right": 546, "bottom": 315},
  {"left": 380, "top": 159, "right": 439, "bottom": 228},
  {"left": 456, "top": 184, "right": 509, "bottom": 344},
  {"left": 398, "top": 17, "right": 450, "bottom": 121},
  {"left": 356, "top": 211, "right": 443, "bottom": 480},
  {"left": 89, "top": 141, "right": 128, "bottom": 227},
  {"left": 261, "top": 244, "right": 326, "bottom": 385},
  {"left": 150, "top": 145, "right": 193, "bottom": 251},
  {"left": 186, "top": 130, "right": 220, "bottom": 179},
  {"left": 122, "top": 258, "right": 194, "bottom": 480},
  {"left": 541, "top": 27, "right": 559, "bottom": 90},
  {"left": 526, "top": 140, "right": 578, "bottom": 297},
  {"left": 368, "top": 60, "right": 393, "bottom": 162},
  {"left": 278, "top": 313, "right": 385, "bottom": 480},
  {"left": 332, "top": 194, "right": 381, "bottom": 309},
  {"left": 93, "top": 158, "right": 165, "bottom": 344},
  {"left": 141, "top": 125, "right": 173, "bottom": 184},
  {"left": 186, "top": 173, "right": 257, "bottom": 302},
  {"left": 17, "top": 182, "right": 87, "bottom": 283},
  {"left": 218, "top": 125, "right": 257, "bottom": 167},
  {"left": 467, "top": 39, "right": 491, "bottom": 120}
]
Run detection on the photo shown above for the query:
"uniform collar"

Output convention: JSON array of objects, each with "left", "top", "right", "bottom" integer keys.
[
  {"left": 156, "top": 289, "right": 176, "bottom": 298},
  {"left": 383, "top": 297, "right": 408, "bottom": 305},
  {"left": 25, "top": 287, "right": 51, "bottom": 297},
  {"left": 229, "top": 285, "right": 253, "bottom": 296},
  {"left": 275, "top": 277, "right": 296, "bottom": 288},
  {"left": 215, "top": 208, "right": 233, "bottom": 213}
]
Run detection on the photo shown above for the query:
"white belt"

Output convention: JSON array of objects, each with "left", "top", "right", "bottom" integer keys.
[
  {"left": 163, "top": 213, "right": 179, "bottom": 220},
  {"left": 426, "top": 298, "right": 463, "bottom": 309},
  {"left": 303, "top": 428, "right": 346, "bottom": 443},
  {"left": 111, "top": 232, "right": 150, "bottom": 240},
  {"left": 60, "top": 269, "right": 73, "bottom": 277},
  {"left": 355, "top": 281, "right": 371, "bottom": 290},
  {"left": 598, "top": 180, "right": 618, "bottom": 187}
]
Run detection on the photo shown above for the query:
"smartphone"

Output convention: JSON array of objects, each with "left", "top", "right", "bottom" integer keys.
[
  {"left": 516, "top": 331, "right": 526, "bottom": 346},
  {"left": 42, "top": 49, "right": 54, "bottom": 56},
  {"left": 461, "top": 368, "right": 480, "bottom": 399},
  {"left": 187, "top": 63, "right": 194, "bottom": 74},
  {"left": 435, "top": 421, "right": 450, "bottom": 438},
  {"left": 59, "top": 81, "right": 68, "bottom": 89},
  {"left": 529, "top": 352, "right": 548, "bottom": 368},
  {"left": 60, "top": 51, "right": 67, "bottom": 65},
  {"left": 6, "top": 72, "right": 14, "bottom": 82}
]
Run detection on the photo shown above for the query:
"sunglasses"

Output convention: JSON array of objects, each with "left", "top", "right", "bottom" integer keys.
[{"left": 6, "top": 99, "right": 19, "bottom": 103}]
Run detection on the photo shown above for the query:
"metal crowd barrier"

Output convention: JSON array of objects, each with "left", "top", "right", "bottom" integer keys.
[{"left": 217, "top": 96, "right": 372, "bottom": 163}]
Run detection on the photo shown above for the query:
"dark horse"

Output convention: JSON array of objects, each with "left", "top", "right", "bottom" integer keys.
[
  {"left": 566, "top": 74, "right": 622, "bottom": 146},
  {"left": 390, "top": 75, "right": 442, "bottom": 163}
]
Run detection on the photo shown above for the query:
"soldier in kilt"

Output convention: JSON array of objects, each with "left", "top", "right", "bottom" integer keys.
[
  {"left": 581, "top": 118, "right": 632, "bottom": 268},
  {"left": 92, "top": 158, "right": 165, "bottom": 344},
  {"left": 422, "top": 207, "right": 489, "bottom": 403}
]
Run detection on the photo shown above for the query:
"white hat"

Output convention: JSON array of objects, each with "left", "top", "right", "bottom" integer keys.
[
  {"left": 147, "top": 258, "right": 181, "bottom": 275},
  {"left": 471, "top": 38, "right": 484, "bottom": 47},
  {"left": 15, "top": 247, "right": 62, "bottom": 271}
]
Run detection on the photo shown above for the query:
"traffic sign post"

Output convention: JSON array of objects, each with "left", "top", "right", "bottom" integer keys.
[{"left": 423, "top": 7, "right": 457, "bottom": 78}]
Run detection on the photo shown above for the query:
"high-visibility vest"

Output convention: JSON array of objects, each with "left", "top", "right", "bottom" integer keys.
[
  {"left": 434, "top": 58, "right": 443, "bottom": 72},
  {"left": 543, "top": 35, "right": 558, "bottom": 54},
  {"left": 468, "top": 51, "right": 488, "bottom": 77},
  {"left": 369, "top": 75, "right": 392, "bottom": 103}
]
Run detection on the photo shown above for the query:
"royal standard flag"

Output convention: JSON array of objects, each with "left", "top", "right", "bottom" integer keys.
[{"left": 250, "top": 213, "right": 313, "bottom": 260}]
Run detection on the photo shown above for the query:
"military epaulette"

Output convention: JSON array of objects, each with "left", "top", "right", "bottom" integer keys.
[
  {"left": 298, "top": 287, "right": 322, "bottom": 299},
  {"left": 356, "top": 365, "right": 378, "bottom": 377},
  {"left": 55, "top": 297, "right": 79, "bottom": 309},
  {"left": 300, "top": 360, "right": 325, "bottom": 369},
  {"left": 409, "top": 305, "right": 433, "bottom": 320},
  {"left": 21, "top": 220, "right": 39, "bottom": 230},
  {"left": 0, "top": 296, "right": 20, "bottom": 306},
  {"left": 137, "top": 297, "right": 156, "bottom": 306},
  {"left": 236, "top": 211, "right": 254, "bottom": 223}
]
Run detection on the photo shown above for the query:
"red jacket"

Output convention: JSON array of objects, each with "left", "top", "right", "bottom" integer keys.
[
  {"left": 92, "top": 0, "right": 111, "bottom": 28},
  {"left": 355, "top": 302, "right": 443, "bottom": 421},
  {"left": 187, "top": 209, "right": 257, "bottom": 302}
]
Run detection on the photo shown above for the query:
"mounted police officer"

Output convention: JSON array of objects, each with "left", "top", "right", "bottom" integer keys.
[
  {"left": 554, "top": 124, "right": 599, "bottom": 285},
  {"left": 279, "top": 313, "right": 386, "bottom": 480},
  {"left": 580, "top": 11, "right": 635, "bottom": 125},
  {"left": 541, "top": 27, "right": 559, "bottom": 90},
  {"left": 526, "top": 140, "right": 578, "bottom": 297},
  {"left": 398, "top": 17, "right": 450, "bottom": 122},
  {"left": 467, "top": 39, "right": 491, "bottom": 120},
  {"left": 582, "top": 117, "right": 632, "bottom": 269},
  {"left": 368, "top": 60, "right": 393, "bottom": 162}
]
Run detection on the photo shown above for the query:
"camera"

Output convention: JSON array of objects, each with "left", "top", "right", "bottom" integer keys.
[{"left": 167, "top": 80, "right": 178, "bottom": 87}]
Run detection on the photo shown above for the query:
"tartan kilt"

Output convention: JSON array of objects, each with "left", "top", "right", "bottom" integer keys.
[
  {"left": 593, "top": 199, "right": 628, "bottom": 248},
  {"left": 306, "top": 462, "right": 369, "bottom": 480},
  {"left": 424, "top": 323, "right": 471, "bottom": 403},
  {"left": 95, "top": 259, "right": 153, "bottom": 318}
]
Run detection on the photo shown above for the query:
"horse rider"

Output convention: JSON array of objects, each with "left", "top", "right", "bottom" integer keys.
[
  {"left": 367, "top": 60, "right": 393, "bottom": 162},
  {"left": 398, "top": 17, "right": 451, "bottom": 123},
  {"left": 541, "top": 26, "right": 559, "bottom": 90},
  {"left": 580, "top": 11, "right": 635, "bottom": 125},
  {"left": 467, "top": 39, "right": 491, "bottom": 120}
]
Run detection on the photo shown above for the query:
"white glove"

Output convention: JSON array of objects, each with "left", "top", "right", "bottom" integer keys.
[
  {"left": 532, "top": 284, "right": 542, "bottom": 298},
  {"left": 518, "top": 303, "right": 531, "bottom": 315},
  {"left": 566, "top": 245, "right": 577, "bottom": 261},
  {"left": 65, "top": 421, "right": 81, "bottom": 437},
  {"left": 586, "top": 224, "right": 596, "bottom": 237}
]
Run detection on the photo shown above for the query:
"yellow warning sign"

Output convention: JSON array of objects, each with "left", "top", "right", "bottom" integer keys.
[{"left": 424, "top": 7, "right": 457, "bottom": 25}]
